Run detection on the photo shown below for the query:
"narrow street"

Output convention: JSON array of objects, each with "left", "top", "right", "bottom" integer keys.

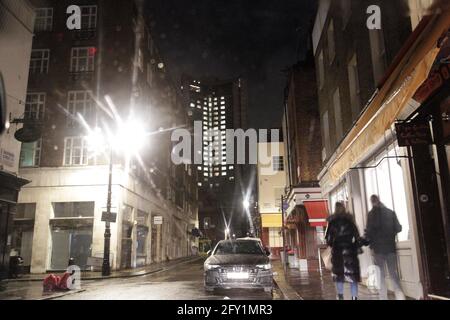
[{"left": 55, "top": 259, "right": 282, "bottom": 300}]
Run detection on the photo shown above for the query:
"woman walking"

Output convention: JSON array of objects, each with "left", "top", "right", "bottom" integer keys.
[{"left": 325, "top": 202, "right": 363, "bottom": 300}]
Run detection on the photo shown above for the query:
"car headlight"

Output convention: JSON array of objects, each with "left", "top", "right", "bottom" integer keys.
[
  {"left": 204, "top": 264, "right": 220, "bottom": 271},
  {"left": 256, "top": 263, "right": 272, "bottom": 270}
]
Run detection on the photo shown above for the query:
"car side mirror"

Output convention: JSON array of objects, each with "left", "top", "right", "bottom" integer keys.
[
  {"left": 265, "top": 247, "right": 271, "bottom": 256},
  {"left": 207, "top": 250, "right": 212, "bottom": 256},
  {"left": 0, "top": 72, "right": 6, "bottom": 134}
]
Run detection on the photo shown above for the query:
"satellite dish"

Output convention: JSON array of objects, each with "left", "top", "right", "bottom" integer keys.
[
  {"left": 0, "top": 72, "right": 6, "bottom": 134},
  {"left": 14, "top": 125, "right": 42, "bottom": 143}
]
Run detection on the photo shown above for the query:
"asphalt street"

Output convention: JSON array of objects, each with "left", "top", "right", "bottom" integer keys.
[{"left": 56, "top": 259, "right": 282, "bottom": 300}]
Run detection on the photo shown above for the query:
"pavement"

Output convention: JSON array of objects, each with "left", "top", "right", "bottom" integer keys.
[
  {"left": 0, "top": 257, "right": 283, "bottom": 300},
  {"left": 272, "top": 259, "right": 397, "bottom": 300},
  {"left": 4, "top": 256, "right": 195, "bottom": 282}
]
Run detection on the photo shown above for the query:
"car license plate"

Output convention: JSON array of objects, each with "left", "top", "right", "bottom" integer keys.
[{"left": 227, "top": 272, "right": 249, "bottom": 280}]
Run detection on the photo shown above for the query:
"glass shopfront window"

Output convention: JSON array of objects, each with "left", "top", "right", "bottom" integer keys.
[
  {"left": 50, "top": 228, "right": 92, "bottom": 270},
  {"left": 268, "top": 227, "right": 282, "bottom": 247},
  {"left": 50, "top": 202, "right": 94, "bottom": 270},
  {"left": 330, "top": 182, "right": 349, "bottom": 211},
  {"left": 364, "top": 144, "right": 410, "bottom": 242}
]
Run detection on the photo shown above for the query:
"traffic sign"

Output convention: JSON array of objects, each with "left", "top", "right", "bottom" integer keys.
[{"left": 101, "top": 211, "right": 117, "bottom": 223}]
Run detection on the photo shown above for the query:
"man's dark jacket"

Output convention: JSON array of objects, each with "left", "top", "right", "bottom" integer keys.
[{"left": 365, "top": 204, "right": 402, "bottom": 254}]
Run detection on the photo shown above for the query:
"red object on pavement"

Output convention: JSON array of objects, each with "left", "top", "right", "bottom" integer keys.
[
  {"left": 43, "top": 272, "right": 71, "bottom": 292},
  {"left": 58, "top": 273, "right": 71, "bottom": 290},
  {"left": 43, "top": 274, "right": 60, "bottom": 292}
]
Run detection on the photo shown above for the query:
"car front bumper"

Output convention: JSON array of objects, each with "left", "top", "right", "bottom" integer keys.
[{"left": 204, "top": 267, "right": 273, "bottom": 290}]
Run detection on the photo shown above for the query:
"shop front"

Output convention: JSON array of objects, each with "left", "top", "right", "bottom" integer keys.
[
  {"left": 0, "top": 172, "right": 29, "bottom": 279},
  {"left": 318, "top": 13, "right": 450, "bottom": 299},
  {"left": 283, "top": 184, "right": 329, "bottom": 270},
  {"left": 260, "top": 213, "right": 283, "bottom": 258}
]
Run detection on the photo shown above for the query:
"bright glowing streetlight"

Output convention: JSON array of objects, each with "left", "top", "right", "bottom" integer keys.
[
  {"left": 225, "top": 227, "right": 230, "bottom": 240},
  {"left": 243, "top": 199, "right": 250, "bottom": 210},
  {"left": 86, "top": 117, "right": 147, "bottom": 276},
  {"left": 112, "top": 118, "right": 147, "bottom": 155}
]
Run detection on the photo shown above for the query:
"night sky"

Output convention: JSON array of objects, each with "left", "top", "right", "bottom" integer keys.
[{"left": 148, "top": 0, "right": 317, "bottom": 129}]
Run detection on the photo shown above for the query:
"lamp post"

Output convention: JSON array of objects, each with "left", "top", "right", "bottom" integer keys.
[
  {"left": 102, "top": 147, "right": 113, "bottom": 276},
  {"left": 87, "top": 117, "right": 146, "bottom": 277}
]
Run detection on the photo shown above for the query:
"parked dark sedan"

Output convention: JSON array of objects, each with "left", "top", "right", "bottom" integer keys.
[{"left": 204, "top": 239, "right": 273, "bottom": 293}]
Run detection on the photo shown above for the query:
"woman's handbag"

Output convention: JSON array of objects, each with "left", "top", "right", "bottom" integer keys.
[{"left": 321, "top": 246, "right": 333, "bottom": 271}]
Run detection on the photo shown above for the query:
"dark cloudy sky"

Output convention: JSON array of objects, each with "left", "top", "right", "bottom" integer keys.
[{"left": 148, "top": 0, "right": 317, "bottom": 129}]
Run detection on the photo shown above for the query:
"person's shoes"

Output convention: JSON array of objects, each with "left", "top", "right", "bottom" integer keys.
[
  {"left": 337, "top": 294, "right": 344, "bottom": 300},
  {"left": 352, "top": 296, "right": 358, "bottom": 300}
]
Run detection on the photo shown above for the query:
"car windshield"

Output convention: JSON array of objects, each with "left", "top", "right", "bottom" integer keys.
[{"left": 214, "top": 241, "right": 264, "bottom": 255}]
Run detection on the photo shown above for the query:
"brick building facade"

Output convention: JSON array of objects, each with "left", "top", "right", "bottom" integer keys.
[{"left": 12, "top": 0, "right": 198, "bottom": 273}]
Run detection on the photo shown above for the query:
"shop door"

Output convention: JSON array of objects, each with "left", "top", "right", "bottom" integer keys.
[{"left": 51, "top": 231, "right": 70, "bottom": 270}]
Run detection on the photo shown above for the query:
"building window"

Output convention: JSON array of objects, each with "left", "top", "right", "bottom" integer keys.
[
  {"left": 268, "top": 228, "right": 283, "bottom": 248},
  {"left": 80, "top": 5, "right": 97, "bottom": 29},
  {"left": 67, "top": 91, "right": 93, "bottom": 123},
  {"left": 333, "top": 87, "right": 343, "bottom": 140},
  {"left": 70, "top": 47, "right": 95, "bottom": 73},
  {"left": 273, "top": 156, "right": 284, "bottom": 171},
  {"left": 364, "top": 144, "right": 410, "bottom": 242},
  {"left": 20, "top": 139, "right": 41, "bottom": 168},
  {"left": 35, "top": 8, "right": 53, "bottom": 32},
  {"left": 63, "top": 137, "right": 89, "bottom": 166},
  {"left": 25, "top": 93, "right": 45, "bottom": 120},
  {"left": 327, "top": 20, "right": 336, "bottom": 63},
  {"left": 348, "top": 53, "right": 361, "bottom": 120},
  {"left": 53, "top": 202, "right": 95, "bottom": 218},
  {"left": 369, "top": 29, "right": 387, "bottom": 85},
  {"left": 318, "top": 50, "right": 325, "bottom": 89},
  {"left": 30, "top": 50, "right": 50, "bottom": 74}
]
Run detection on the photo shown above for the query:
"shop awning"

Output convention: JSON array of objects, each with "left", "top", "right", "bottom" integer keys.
[
  {"left": 303, "top": 200, "right": 329, "bottom": 227},
  {"left": 261, "top": 213, "right": 282, "bottom": 228}
]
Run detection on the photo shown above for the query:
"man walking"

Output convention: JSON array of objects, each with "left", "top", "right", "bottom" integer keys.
[{"left": 365, "top": 195, "right": 406, "bottom": 300}]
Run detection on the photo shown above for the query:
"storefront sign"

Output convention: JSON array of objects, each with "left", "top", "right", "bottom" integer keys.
[
  {"left": 413, "top": 63, "right": 450, "bottom": 104},
  {"left": 101, "top": 211, "right": 117, "bottom": 223},
  {"left": 0, "top": 148, "right": 15, "bottom": 168},
  {"left": 395, "top": 122, "right": 432, "bottom": 146},
  {"left": 153, "top": 216, "right": 163, "bottom": 225}
]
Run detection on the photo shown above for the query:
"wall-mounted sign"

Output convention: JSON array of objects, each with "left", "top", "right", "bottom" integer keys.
[
  {"left": 14, "top": 126, "right": 42, "bottom": 143},
  {"left": 101, "top": 211, "right": 117, "bottom": 223},
  {"left": 153, "top": 216, "right": 163, "bottom": 225},
  {"left": 0, "top": 148, "right": 15, "bottom": 168},
  {"left": 395, "top": 122, "right": 432, "bottom": 147}
]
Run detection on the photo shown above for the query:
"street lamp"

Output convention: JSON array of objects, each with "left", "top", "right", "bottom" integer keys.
[
  {"left": 225, "top": 227, "right": 230, "bottom": 240},
  {"left": 243, "top": 199, "right": 250, "bottom": 210},
  {"left": 87, "top": 117, "right": 146, "bottom": 276}
]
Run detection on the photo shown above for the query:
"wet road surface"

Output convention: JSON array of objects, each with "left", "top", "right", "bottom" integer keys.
[{"left": 57, "top": 259, "right": 282, "bottom": 300}]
